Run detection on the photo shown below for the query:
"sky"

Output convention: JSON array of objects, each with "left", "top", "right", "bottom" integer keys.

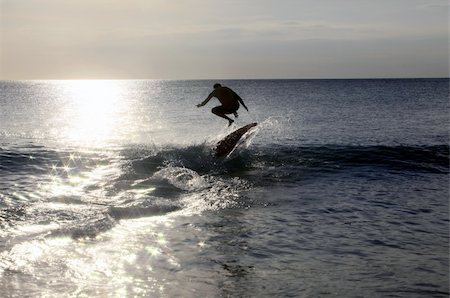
[{"left": 0, "top": 0, "right": 448, "bottom": 79}]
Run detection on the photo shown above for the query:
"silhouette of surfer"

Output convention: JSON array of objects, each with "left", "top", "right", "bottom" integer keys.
[{"left": 197, "top": 83, "right": 248, "bottom": 126}]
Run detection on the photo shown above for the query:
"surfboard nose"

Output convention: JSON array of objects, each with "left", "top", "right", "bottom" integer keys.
[{"left": 215, "top": 123, "right": 258, "bottom": 158}]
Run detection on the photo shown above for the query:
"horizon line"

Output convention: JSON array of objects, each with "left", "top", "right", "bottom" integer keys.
[{"left": 1, "top": 76, "right": 449, "bottom": 82}]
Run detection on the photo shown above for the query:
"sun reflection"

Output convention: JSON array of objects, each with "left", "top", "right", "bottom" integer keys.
[
  {"left": 146, "top": 246, "right": 161, "bottom": 257},
  {"left": 1, "top": 212, "right": 178, "bottom": 296},
  {"left": 62, "top": 80, "right": 126, "bottom": 146},
  {"left": 131, "top": 187, "right": 156, "bottom": 199},
  {"left": 156, "top": 233, "right": 167, "bottom": 245}
]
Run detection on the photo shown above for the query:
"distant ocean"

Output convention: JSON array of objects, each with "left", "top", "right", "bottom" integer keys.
[{"left": 0, "top": 79, "right": 448, "bottom": 297}]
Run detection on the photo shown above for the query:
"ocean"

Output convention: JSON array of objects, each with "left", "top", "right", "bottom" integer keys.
[{"left": 0, "top": 79, "right": 448, "bottom": 297}]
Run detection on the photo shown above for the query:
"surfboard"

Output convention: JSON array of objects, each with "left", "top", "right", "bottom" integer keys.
[{"left": 215, "top": 123, "right": 257, "bottom": 158}]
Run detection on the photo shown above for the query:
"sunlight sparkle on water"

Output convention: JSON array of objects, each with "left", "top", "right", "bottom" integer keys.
[{"left": 62, "top": 80, "right": 126, "bottom": 146}]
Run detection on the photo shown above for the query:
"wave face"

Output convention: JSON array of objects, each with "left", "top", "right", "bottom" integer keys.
[
  {"left": 246, "top": 144, "right": 450, "bottom": 180},
  {"left": 2, "top": 142, "right": 447, "bottom": 238}
]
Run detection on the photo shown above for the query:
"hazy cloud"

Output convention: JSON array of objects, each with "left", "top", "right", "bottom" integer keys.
[{"left": 0, "top": 0, "right": 448, "bottom": 79}]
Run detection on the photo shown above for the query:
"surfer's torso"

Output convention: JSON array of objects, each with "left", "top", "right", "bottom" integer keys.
[{"left": 210, "top": 87, "right": 239, "bottom": 110}]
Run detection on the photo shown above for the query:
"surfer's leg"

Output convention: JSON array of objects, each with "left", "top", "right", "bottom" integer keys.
[{"left": 212, "top": 106, "right": 234, "bottom": 126}]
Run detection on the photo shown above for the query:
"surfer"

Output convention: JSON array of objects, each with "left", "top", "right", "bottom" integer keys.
[{"left": 197, "top": 83, "right": 248, "bottom": 126}]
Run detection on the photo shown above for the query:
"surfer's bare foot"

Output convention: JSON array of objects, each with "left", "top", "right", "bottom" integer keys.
[
  {"left": 228, "top": 119, "right": 234, "bottom": 126},
  {"left": 233, "top": 112, "right": 238, "bottom": 118}
]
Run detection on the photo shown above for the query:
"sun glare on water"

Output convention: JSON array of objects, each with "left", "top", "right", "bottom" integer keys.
[{"left": 62, "top": 80, "right": 127, "bottom": 146}]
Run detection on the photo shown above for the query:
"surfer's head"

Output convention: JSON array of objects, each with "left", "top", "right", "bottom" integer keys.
[{"left": 213, "top": 83, "right": 221, "bottom": 89}]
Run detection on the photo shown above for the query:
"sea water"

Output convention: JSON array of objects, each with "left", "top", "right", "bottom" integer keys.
[{"left": 0, "top": 79, "right": 448, "bottom": 297}]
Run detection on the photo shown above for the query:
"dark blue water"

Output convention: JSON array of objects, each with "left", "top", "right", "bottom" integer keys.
[{"left": 0, "top": 79, "right": 448, "bottom": 297}]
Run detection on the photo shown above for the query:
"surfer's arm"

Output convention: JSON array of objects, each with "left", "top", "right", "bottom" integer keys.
[
  {"left": 234, "top": 92, "right": 248, "bottom": 111},
  {"left": 197, "top": 92, "right": 214, "bottom": 107}
]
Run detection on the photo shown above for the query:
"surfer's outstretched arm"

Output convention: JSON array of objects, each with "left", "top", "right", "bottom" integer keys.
[{"left": 197, "top": 93, "right": 214, "bottom": 107}]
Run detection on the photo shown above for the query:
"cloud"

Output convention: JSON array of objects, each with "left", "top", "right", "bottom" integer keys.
[
  {"left": 415, "top": 0, "right": 449, "bottom": 10},
  {"left": 1, "top": 0, "right": 448, "bottom": 79}
]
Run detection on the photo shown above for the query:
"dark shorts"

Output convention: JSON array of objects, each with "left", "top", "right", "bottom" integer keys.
[{"left": 212, "top": 105, "right": 238, "bottom": 115}]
